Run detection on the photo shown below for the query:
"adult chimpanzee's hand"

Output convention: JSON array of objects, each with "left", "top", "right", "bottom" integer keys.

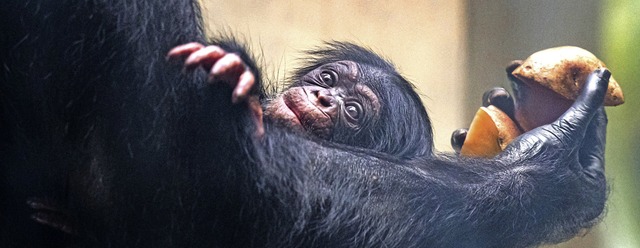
[
  {"left": 450, "top": 87, "right": 516, "bottom": 153},
  {"left": 452, "top": 68, "right": 608, "bottom": 175},
  {"left": 499, "top": 69, "right": 609, "bottom": 178},
  {"left": 167, "top": 42, "right": 264, "bottom": 136}
]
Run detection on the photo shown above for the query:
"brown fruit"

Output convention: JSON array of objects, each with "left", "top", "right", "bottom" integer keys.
[
  {"left": 510, "top": 75, "right": 575, "bottom": 132},
  {"left": 460, "top": 105, "right": 521, "bottom": 158},
  {"left": 511, "top": 46, "right": 624, "bottom": 106},
  {"left": 510, "top": 46, "right": 624, "bottom": 131}
]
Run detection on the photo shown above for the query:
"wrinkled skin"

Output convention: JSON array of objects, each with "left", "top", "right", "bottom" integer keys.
[{"left": 264, "top": 61, "right": 380, "bottom": 139}]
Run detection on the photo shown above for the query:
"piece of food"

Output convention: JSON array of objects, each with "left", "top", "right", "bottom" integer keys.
[
  {"left": 460, "top": 105, "right": 521, "bottom": 158},
  {"left": 510, "top": 46, "right": 624, "bottom": 131},
  {"left": 509, "top": 74, "right": 576, "bottom": 132},
  {"left": 512, "top": 46, "right": 624, "bottom": 107},
  {"left": 460, "top": 46, "right": 624, "bottom": 157}
]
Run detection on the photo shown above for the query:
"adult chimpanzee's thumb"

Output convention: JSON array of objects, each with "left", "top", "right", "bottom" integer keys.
[
  {"left": 553, "top": 69, "right": 610, "bottom": 144},
  {"left": 578, "top": 107, "right": 607, "bottom": 179},
  {"left": 575, "top": 69, "right": 610, "bottom": 111},
  {"left": 497, "top": 69, "right": 610, "bottom": 164}
]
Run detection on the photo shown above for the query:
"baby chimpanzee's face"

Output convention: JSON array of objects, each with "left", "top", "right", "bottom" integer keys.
[{"left": 264, "top": 60, "right": 380, "bottom": 139}]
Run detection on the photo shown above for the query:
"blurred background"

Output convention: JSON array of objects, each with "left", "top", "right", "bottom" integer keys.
[{"left": 199, "top": 0, "right": 639, "bottom": 247}]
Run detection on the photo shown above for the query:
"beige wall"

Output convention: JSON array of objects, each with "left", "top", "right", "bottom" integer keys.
[{"left": 200, "top": 0, "right": 467, "bottom": 151}]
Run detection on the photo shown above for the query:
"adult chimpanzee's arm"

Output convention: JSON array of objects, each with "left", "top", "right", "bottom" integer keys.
[
  {"left": 478, "top": 69, "right": 609, "bottom": 246},
  {"left": 233, "top": 70, "right": 609, "bottom": 248},
  {"left": 163, "top": 38, "right": 608, "bottom": 247},
  {"left": 1, "top": 0, "right": 608, "bottom": 247}
]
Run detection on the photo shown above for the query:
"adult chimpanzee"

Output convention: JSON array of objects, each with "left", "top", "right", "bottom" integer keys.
[
  {"left": 167, "top": 41, "right": 433, "bottom": 159},
  {"left": 1, "top": 1, "right": 609, "bottom": 248}
]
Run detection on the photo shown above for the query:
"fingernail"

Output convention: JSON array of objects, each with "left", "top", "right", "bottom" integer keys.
[
  {"left": 506, "top": 60, "right": 523, "bottom": 73},
  {"left": 451, "top": 128, "right": 468, "bottom": 152},
  {"left": 593, "top": 68, "right": 610, "bottom": 80},
  {"left": 482, "top": 87, "right": 510, "bottom": 107},
  {"left": 600, "top": 69, "right": 611, "bottom": 80}
]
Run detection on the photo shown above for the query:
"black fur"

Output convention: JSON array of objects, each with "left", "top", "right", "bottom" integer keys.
[
  {"left": 291, "top": 42, "right": 433, "bottom": 159},
  {"left": 1, "top": 1, "right": 607, "bottom": 248}
]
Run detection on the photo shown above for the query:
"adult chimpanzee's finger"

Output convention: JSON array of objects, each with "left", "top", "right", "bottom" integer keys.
[
  {"left": 184, "top": 45, "right": 226, "bottom": 71},
  {"left": 482, "top": 87, "right": 515, "bottom": 120},
  {"left": 166, "top": 42, "right": 204, "bottom": 60},
  {"left": 450, "top": 128, "right": 468, "bottom": 153},
  {"left": 547, "top": 69, "right": 610, "bottom": 145},
  {"left": 27, "top": 198, "right": 79, "bottom": 235},
  {"left": 578, "top": 107, "right": 607, "bottom": 178},
  {"left": 505, "top": 60, "right": 523, "bottom": 81},
  {"left": 27, "top": 198, "right": 62, "bottom": 212},
  {"left": 31, "top": 212, "right": 78, "bottom": 235}
]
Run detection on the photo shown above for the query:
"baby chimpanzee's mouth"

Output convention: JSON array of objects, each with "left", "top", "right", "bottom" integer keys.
[
  {"left": 283, "top": 92, "right": 304, "bottom": 127},
  {"left": 282, "top": 87, "right": 333, "bottom": 139}
]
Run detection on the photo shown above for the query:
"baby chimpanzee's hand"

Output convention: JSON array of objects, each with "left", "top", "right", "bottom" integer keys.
[{"left": 167, "top": 42, "right": 264, "bottom": 137}]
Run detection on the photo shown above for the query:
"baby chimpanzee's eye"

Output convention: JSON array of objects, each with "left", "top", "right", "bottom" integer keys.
[
  {"left": 320, "top": 71, "right": 336, "bottom": 86},
  {"left": 344, "top": 102, "right": 362, "bottom": 122}
]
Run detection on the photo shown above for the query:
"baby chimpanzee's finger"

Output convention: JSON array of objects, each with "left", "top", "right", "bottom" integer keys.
[
  {"left": 210, "top": 53, "right": 244, "bottom": 78},
  {"left": 166, "top": 42, "right": 204, "bottom": 60},
  {"left": 247, "top": 96, "right": 264, "bottom": 138},
  {"left": 232, "top": 70, "right": 256, "bottom": 104},
  {"left": 184, "top": 45, "right": 226, "bottom": 71}
]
